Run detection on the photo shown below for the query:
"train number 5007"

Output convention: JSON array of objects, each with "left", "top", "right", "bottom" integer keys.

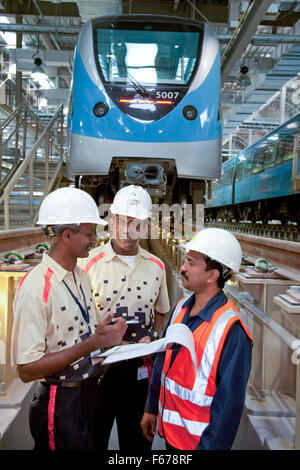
[{"left": 155, "top": 91, "right": 179, "bottom": 99}]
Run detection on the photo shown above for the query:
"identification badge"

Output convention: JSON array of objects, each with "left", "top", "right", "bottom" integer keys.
[{"left": 137, "top": 366, "right": 148, "bottom": 381}]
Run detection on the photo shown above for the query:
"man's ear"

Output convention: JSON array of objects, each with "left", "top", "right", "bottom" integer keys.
[
  {"left": 140, "top": 220, "right": 150, "bottom": 238},
  {"left": 61, "top": 228, "right": 73, "bottom": 245},
  {"left": 108, "top": 216, "right": 116, "bottom": 238},
  {"left": 207, "top": 268, "right": 220, "bottom": 284},
  {"left": 108, "top": 217, "right": 113, "bottom": 230}
]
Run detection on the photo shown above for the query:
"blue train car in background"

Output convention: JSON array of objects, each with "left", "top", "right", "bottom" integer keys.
[
  {"left": 205, "top": 113, "right": 300, "bottom": 224},
  {"left": 67, "top": 14, "right": 221, "bottom": 204}
]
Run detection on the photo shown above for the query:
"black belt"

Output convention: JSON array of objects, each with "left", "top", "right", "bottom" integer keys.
[
  {"left": 40, "top": 376, "right": 100, "bottom": 388},
  {"left": 41, "top": 381, "right": 83, "bottom": 388}
]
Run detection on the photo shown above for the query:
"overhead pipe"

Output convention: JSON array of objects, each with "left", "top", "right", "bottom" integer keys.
[
  {"left": 0, "top": 23, "right": 81, "bottom": 34},
  {"left": 1, "top": 24, "right": 300, "bottom": 46},
  {"left": 218, "top": 34, "right": 300, "bottom": 45}
]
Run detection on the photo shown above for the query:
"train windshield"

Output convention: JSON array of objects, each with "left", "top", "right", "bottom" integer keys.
[{"left": 95, "top": 27, "right": 201, "bottom": 86}]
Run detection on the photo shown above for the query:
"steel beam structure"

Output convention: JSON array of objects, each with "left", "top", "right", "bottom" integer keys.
[{"left": 221, "top": 0, "right": 274, "bottom": 84}]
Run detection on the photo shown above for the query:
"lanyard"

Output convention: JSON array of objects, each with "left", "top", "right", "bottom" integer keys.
[{"left": 62, "top": 279, "right": 91, "bottom": 335}]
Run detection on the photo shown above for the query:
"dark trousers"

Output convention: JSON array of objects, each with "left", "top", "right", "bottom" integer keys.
[
  {"left": 29, "top": 377, "right": 101, "bottom": 450},
  {"left": 95, "top": 359, "right": 152, "bottom": 452}
]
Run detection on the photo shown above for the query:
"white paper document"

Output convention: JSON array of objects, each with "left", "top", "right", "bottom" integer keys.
[{"left": 93, "top": 322, "right": 197, "bottom": 371}]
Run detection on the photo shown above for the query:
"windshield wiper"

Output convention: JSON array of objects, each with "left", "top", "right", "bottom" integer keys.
[
  {"left": 108, "top": 57, "right": 149, "bottom": 98},
  {"left": 126, "top": 70, "right": 149, "bottom": 98}
]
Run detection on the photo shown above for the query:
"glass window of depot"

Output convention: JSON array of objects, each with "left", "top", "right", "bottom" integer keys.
[{"left": 95, "top": 29, "right": 200, "bottom": 85}]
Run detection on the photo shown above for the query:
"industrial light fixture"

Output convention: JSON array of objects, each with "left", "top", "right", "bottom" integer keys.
[
  {"left": 31, "top": 32, "right": 47, "bottom": 80},
  {"left": 237, "top": 65, "right": 251, "bottom": 87},
  {"left": 32, "top": 57, "right": 47, "bottom": 79}
]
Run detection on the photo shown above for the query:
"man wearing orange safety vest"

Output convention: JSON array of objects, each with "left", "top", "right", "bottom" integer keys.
[{"left": 141, "top": 228, "right": 253, "bottom": 450}]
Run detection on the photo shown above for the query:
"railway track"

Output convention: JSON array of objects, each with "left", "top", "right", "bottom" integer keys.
[
  {"left": 0, "top": 227, "right": 46, "bottom": 258},
  {"left": 165, "top": 220, "right": 300, "bottom": 283},
  {"left": 201, "top": 222, "right": 300, "bottom": 281},
  {"left": 232, "top": 232, "right": 300, "bottom": 283},
  {"left": 205, "top": 221, "right": 300, "bottom": 242},
  {"left": 0, "top": 224, "right": 299, "bottom": 283},
  {"left": 166, "top": 232, "right": 300, "bottom": 283}
]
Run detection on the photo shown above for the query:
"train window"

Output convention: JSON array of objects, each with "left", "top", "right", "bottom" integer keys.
[
  {"left": 235, "top": 161, "right": 244, "bottom": 182},
  {"left": 244, "top": 155, "right": 254, "bottom": 177},
  {"left": 212, "top": 180, "right": 216, "bottom": 190},
  {"left": 222, "top": 167, "right": 234, "bottom": 185},
  {"left": 221, "top": 169, "right": 227, "bottom": 184},
  {"left": 252, "top": 146, "right": 275, "bottom": 174},
  {"left": 275, "top": 135, "right": 294, "bottom": 163},
  {"left": 227, "top": 167, "right": 234, "bottom": 185},
  {"left": 95, "top": 28, "right": 200, "bottom": 85},
  {"left": 212, "top": 178, "right": 221, "bottom": 190}
]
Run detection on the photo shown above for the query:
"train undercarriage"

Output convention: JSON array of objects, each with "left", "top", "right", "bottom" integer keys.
[
  {"left": 205, "top": 194, "right": 300, "bottom": 226},
  {"left": 76, "top": 157, "right": 208, "bottom": 213}
]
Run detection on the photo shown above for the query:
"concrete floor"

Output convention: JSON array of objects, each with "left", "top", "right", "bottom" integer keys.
[{"left": 108, "top": 419, "right": 166, "bottom": 450}]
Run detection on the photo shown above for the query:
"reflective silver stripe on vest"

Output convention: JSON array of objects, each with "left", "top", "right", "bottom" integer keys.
[
  {"left": 161, "top": 369, "right": 214, "bottom": 407},
  {"left": 169, "top": 296, "right": 190, "bottom": 323},
  {"left": 158, "top": 402, "right": 209, "bottom": 437},
  {"left": 162, "top": 307, "right": 239, "bottom": 408}
]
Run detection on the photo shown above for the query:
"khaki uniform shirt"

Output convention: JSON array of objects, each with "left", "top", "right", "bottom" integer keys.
[
  {"left": 79, "top": 241, "right": 170, "bottom": 341},
  {"left": 11, "top": 253, "right": 101, "bottom": 382}
]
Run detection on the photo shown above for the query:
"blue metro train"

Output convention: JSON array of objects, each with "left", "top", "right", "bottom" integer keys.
[
  {"left": 205, "top": 113, "right": 300, "bottom": 224},
  {"left": 67, "top": 14, "right": 221, "bottom": 203}
]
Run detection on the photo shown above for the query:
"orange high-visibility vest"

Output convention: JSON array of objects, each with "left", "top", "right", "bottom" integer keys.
[{"left": 157, "top": 295, "right": 252, "bottom": 450}]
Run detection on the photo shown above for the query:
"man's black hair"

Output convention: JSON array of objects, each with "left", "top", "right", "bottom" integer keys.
[
  {"left": 42, "top": 224, "right": 80, "bottom": 238},
  {"left": 204, "top": 256, "right": 231, "bottom": 289}
]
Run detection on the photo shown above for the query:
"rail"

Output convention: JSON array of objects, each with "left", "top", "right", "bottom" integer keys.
[
  {"left": 205, "top": 220, "right": 300, "bottom": 243},
  {"left": 224, "top": 283, "right": 300, "bottom": 449},
  {"left": 225, "top": 284, "right": 298, "bottom": 355},
  {"left": 1, "top": 103, "right": 41, "bottom": 194},
  {"left": 235, "top": 232, "right": 300, "bottom": 283},
  {"left": 168, "top": 219, "right": 300, "bottom": 282},
  {"left": 0, "top": 227, "right": 45, "bottom": 258}
]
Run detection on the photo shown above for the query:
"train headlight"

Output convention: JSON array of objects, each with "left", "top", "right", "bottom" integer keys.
[
  {"left": 93, "top": 102, "right": 108, "bottom": 117},
  {"left": 183, "top": 105, "right": 197, "bottom": 120}
]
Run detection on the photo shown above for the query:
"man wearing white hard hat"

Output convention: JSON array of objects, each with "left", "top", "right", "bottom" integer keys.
[
  {"left": 141, "top": 228, "right": 253, "bottom": 450},
  {"left": 80, "top": 185, "right": 170, "bottom": 451},
  {"left": 11, "top": 187, "right": 127, "bottom": 450}
]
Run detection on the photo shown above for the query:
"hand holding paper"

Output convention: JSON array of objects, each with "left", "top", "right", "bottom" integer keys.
[{"left": 92, "top": 322, "right": 197, "bottom": 372}]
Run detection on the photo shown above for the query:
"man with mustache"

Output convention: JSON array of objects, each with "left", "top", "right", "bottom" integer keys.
[
  {"left": 80, "top": 185, "right": 170, "bottom": 451},
  {"left": 11, "top": 187, "right": 127, "bottom": 450},
  {"left": 141, "top": 228, "right": 253, "bottom": 450}
]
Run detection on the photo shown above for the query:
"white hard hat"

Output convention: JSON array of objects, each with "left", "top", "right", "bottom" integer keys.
[
  {"left": 184, "top": 228, "right": 242, "bottom": 273},
  {"left": 37, "top": 187, "right": 107, "bottom": 226},
  {"left": 110, "top": 185, "right": 152, "bottom": 220}
]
